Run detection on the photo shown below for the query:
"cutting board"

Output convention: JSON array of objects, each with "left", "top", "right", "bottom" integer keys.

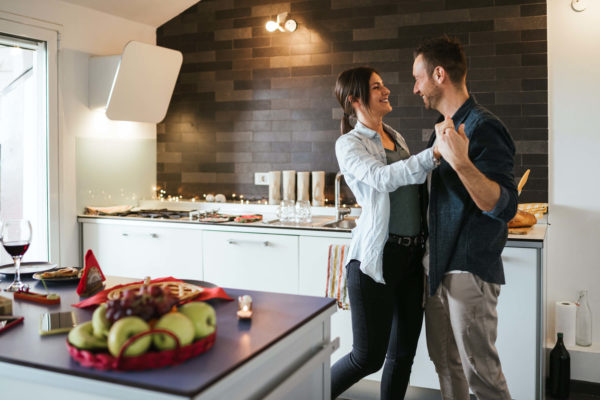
[{"left": 508, "top": 226, "right": 534, "bottom": 235}]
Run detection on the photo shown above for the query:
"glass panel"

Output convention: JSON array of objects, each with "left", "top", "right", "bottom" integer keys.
[{"left": 0, "top": 34, "right": 49, "bottom": 264}]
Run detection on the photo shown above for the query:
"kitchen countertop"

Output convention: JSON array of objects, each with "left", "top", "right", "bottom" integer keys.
[
  {"left": 0, "top": 276, "right": 335, "bottom": 398},
  {"left": 78, "top": 213, "right": 347, "bottom": 232},
  {"left": 78, "top": 214, "right": 547, "bottom": 245}
]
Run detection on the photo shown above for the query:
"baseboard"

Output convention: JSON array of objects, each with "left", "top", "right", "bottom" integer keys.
[{"left": 572, "top": 379, "right": 600, "bottom": 396}]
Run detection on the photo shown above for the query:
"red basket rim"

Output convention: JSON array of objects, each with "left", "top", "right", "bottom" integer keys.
[{"left": 67, "top": 329, "right": 216, "bottom": 371}]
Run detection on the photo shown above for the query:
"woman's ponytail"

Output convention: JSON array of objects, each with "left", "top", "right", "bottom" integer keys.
[{"left": 341, "top": 112, "right": 353, "bottom": 135}]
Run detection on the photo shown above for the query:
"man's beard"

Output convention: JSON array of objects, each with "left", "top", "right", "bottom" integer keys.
[{"left": 423, "top": 87, "right": 442, "bottom": 110}]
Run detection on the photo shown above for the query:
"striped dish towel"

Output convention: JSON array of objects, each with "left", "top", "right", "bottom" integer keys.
[{"left": 325, "top": 244, "right": 350, "bottom": 310}]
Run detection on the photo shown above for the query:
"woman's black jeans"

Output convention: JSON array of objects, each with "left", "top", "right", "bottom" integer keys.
[{"left": 331, "top": 241, "right": 424, "bottom": 399}]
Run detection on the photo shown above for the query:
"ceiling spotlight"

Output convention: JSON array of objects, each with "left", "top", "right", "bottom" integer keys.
[{"left": 265, "top": 12, "right": 297, "bottom": 33}]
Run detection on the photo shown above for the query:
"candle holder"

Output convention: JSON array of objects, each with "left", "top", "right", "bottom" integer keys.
[{"left": 237, "top": 295, "right": 253, "bottom": 319}]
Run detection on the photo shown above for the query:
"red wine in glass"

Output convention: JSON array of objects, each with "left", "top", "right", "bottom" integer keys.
[
  {"left": 3, "top": 241, "right": 30, "bottom": 258},
  {"left": 2, "top": 219, "right": 32, "bottom": 292}
]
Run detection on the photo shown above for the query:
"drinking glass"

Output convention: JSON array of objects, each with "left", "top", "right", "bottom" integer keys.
[
  {"left": 277, "top": 199, "right": 296, "bottom": 223},
  {"left": 2, "top": 219, "right": 32, "bottom": 292},
  {"left": 295, "top": 200, "right": 312, "bottom": 224}
]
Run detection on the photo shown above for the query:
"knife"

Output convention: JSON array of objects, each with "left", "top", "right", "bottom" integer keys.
[{"left": 517, "top": 169, "right": 530, "bottom": 196}]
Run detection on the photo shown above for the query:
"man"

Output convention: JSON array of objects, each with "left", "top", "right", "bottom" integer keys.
[{"left": 412, "top": 36, "right": 518, "bottom": 399}]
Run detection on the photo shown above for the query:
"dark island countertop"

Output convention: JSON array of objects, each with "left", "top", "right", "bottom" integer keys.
[{"left": 0, "top": 276, "right": 335, "bottom": 398}]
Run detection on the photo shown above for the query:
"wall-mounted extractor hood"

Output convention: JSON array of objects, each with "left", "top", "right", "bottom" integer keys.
[{"left": 89, "top": 41, "right": 182, "bottom": 123}]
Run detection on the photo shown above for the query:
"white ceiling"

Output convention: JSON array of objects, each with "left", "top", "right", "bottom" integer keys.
[{"left": 59, "top": 0, "right": 202, "bottom": 27}]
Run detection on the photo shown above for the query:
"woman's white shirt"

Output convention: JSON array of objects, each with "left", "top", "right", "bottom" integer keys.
[{"left": 335, "top": 120, "right": 437, "bottom": 283}]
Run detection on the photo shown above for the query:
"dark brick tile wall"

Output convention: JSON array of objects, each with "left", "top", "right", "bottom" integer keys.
[{"left": 157, "top": 0, "right": 547, "bottom": 203}]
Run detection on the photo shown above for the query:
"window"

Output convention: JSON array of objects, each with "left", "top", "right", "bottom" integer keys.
[{"left": 0, "top": 19, "right": 59, "bottom": 265}]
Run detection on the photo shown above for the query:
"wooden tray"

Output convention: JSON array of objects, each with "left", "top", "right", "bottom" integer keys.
[{"left": 106, "top": 281, "right": 203, "bottom": 302}]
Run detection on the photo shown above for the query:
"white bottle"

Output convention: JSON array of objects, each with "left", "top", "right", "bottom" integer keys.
[{"left": 576, "top": 289, "right": 592, "bottom": 347}]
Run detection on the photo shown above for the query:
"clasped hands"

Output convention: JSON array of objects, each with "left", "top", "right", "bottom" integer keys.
[{"left": 433, "top": 116, "right": 469, "bottom": 171}]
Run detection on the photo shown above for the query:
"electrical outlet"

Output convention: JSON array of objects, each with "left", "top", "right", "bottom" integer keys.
[{"left": 255, "top": 172, "right": 269, "bottom": 185}]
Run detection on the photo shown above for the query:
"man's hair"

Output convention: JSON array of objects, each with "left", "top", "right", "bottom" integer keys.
[{"left": 414, "top": 36, "right": 467, "bottom": 85}]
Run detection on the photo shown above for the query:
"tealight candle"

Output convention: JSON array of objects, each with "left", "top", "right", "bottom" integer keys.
[{"left": 237, "top": 295, "right": 253, "bottom": 319}]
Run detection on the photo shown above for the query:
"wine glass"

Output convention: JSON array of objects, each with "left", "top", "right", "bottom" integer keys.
[{"left": 2, "top": 219, "right": 32, "bottom": 292}]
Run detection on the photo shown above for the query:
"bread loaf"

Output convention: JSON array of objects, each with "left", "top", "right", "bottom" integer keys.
[
  {"left": 40, "top": 267, "right": 79, "bottom": 279},
  {"left": 508, "top": 210, "right": 537, "bottom": 228}
]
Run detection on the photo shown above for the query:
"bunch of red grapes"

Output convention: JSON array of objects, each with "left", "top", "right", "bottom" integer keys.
[{"left": 105, "top": 285, "right": 179, "bottom": 323}]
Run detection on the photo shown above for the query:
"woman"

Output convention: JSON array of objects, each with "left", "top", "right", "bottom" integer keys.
[{"left": 332, "top": 66, "right": 440, "bottom": 399}]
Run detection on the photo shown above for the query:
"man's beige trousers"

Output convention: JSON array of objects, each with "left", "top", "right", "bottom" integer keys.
[{"left": 425, "top": 273, "right": 511, "bottom": 400}]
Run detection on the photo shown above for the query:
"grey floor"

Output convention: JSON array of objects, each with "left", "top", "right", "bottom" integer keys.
[
  {"left": 338, "top": 382, "right": 599, "bottom": 400},
  {"left": 337, "top": 381, "right": 476, "bottom": 400}
]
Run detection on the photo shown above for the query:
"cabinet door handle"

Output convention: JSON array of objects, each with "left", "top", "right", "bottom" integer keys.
[
  {"left": 227, "top": 239, "right": 272, "bottom": 247},
  {"left": 121, "top": 233, "right": 159, "bottom": 238}
]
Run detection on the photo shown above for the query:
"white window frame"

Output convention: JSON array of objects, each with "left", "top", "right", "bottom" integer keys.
[{"left": 0, "top": 15, "right": 60, "bottom": 265}]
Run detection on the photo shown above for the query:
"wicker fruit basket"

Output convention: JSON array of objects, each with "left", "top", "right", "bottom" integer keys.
[
  {"left": 67, "top": 329, "right": 216, "bottom": 371},
  {"left": 106, "top": 281, "right": 203, "bottom": 302}
]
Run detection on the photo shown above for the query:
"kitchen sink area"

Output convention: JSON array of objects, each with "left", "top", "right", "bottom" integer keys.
[
  {"left": 81, "top": 200, "right": 360, "bottom": 232},
  {"left": 318, "top": 218, "right": 357, "bottom": 230},
  {"left": 261, "top": 216, "right": 356, "bottom": 230}
]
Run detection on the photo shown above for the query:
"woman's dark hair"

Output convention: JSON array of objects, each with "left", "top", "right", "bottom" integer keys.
[
  {"left": 414, "top": 35, "right": 466, "bottom": 85},
  {"left": 335, "top": 66, "right": 377, "bottom": 135}
]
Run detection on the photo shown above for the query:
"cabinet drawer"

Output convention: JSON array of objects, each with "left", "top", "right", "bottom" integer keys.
[
  {"left": 203, "top": 231, "right": 298, "bottom": 294},
  {"left": 82, "top": 223, "right": 203, "bottom": 280}
]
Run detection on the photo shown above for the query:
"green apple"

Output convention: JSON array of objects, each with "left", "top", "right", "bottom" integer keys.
[
  {"left": 107, "top": 316, "right": 151, "bottom": 357},
  {"left": 92, "top": 303, "right": 111, "bottom": 339},
  {"left": 68, "top": 321, "right": 108, "bottom": 350},
  {"left": 179, "top": 301, "right": 217, "bottom": 339},
  {"left": 152, "top": 312, "right": 194, "bottom": 350}
]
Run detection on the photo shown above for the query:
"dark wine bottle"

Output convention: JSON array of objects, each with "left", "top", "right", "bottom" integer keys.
[{"left": 548, "top": 332, "right": 570, "bottom": 399}]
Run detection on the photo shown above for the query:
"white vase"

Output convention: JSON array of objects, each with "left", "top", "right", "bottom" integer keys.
[
  {"left": 268, "top": 171, "right": 281, "bottom": 205},
  {"left": 297, "top": 171, "right": 310, "bottom": 202},
  {"left": 282, "top": 170, "right": 296, "bottom": 201},
  {"left": 311, "top": 171, "right": 325, "bottom": 206}
]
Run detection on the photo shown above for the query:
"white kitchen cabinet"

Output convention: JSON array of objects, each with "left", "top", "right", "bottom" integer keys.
[
  {"left": 298, "top": 236, "right": 351, "bottom": 297},
  {"left": 81, "top": 221, "right": 203, "bottom": 280},
  {"left": 409, "top": 245, "right": 542, "bottom": 400},
  {"left": 298, "top": 236, "right": 353, "bottom": 368},
  {"left": 203, "top": 230, "right": 299, "bottom": 294}
]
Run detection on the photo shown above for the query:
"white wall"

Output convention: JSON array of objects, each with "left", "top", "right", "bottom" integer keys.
[
  {"left": 548, "top": 0, "right": 600, "bottom": 381},
  {"left": 0, "top": 0, "right": 157, "bottom": 266}
]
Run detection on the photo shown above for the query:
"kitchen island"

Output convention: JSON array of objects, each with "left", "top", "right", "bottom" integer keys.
[{"left": 0, "top": 276, "right": 337, "bottom": 400}]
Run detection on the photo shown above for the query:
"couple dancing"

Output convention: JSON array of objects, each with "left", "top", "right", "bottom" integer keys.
[{"left": 332, "top": 36, "right": 517, "bottom": 400}]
